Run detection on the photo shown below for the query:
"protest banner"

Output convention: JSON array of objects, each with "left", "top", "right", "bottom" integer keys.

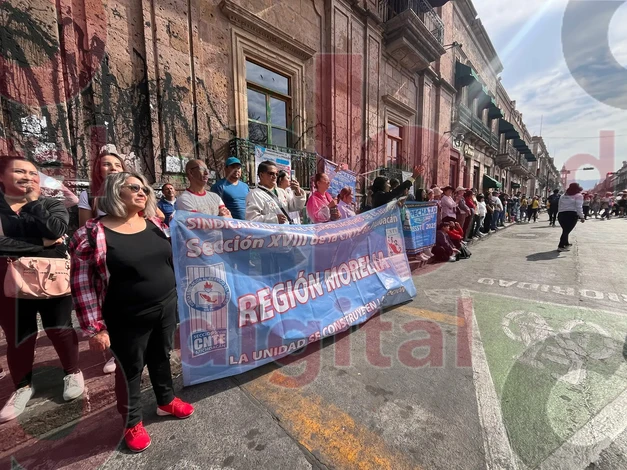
[
  {"left": 254, "top": 146, "right": 291, "bottom": 177},
  {"left": 170, "top": 203, "right": 417, "bottom": 385},
  {"left": 402, "top": 202, "right": 438, "bottom": 255},
  {"left": 320, "top": 157, "right": 357, "bottom": 197}
]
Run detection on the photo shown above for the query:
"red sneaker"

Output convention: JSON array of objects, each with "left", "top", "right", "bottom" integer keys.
[
  {"left": 156, "top": 397, "right": 194, "bottom": 419},
  {"left": 124, "top": 422, "right": 151, "bottom": 453}
]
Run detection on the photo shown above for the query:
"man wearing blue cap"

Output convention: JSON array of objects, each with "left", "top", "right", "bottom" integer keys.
[{"left": 211, "top": 157, "right": 249, "bottom": 220}]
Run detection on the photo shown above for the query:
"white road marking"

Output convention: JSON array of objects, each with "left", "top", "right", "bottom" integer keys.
[
  {"left": 459, "top": 290, "right": 519, "bottom": 470},
  {"left": 538, "top": 386, "right": 627, "bottom": 470}
]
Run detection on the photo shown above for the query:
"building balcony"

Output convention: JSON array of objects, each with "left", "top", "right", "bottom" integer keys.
[
  {"left": 510, "top": 156, "right": 531, "bottom": 176},
  {"left": 228, "top": 138, "right": 317, "bottom": 189},
  {"left": 380, "top": 0, "right": 446, "bottom": 72},
  {"left": 495, "top": 144, "right": 518, "bottom": 168},
  {"left": 454, "top": 104, "right": 499, "bottom": 151}
]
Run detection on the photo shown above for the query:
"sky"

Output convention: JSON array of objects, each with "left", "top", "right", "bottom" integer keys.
[{"left": 472, "top": 0, "right": 627, "bottom": 185}]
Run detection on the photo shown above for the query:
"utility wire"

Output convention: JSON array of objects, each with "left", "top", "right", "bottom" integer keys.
[{"left": 541, "top": 134, "right": 627, "bottom": 139}]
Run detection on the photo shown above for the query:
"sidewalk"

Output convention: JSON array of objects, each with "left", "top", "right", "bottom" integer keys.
[
  {"left": 0, "top": 329, "right": 181, "bottom": 458},
  {"left": 408, "top": 219, "right": 518, "bottom": 272}
]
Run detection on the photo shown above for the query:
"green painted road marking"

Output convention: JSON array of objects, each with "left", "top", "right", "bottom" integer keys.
[{"left": 471, "top": 293, "right": 627, "bottom": 468}]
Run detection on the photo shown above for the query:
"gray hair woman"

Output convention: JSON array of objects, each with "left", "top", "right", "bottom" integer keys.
[{"left": 69, "top": 171, "right": 194, "bottom": 453}]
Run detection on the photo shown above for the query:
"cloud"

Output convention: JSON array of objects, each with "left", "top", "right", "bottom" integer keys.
[
  {"left": 473, "top": 0, "right": 627, "bottom": 180},
  {"left": 474, "top": 0, "right": 567, "bottom": 39}
]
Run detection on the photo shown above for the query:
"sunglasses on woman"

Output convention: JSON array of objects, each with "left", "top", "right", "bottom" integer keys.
[{"left": 122, "top": 184, "right": 151, "bottom": 194}]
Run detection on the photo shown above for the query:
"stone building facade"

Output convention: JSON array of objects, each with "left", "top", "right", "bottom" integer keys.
[
  {"left": 0, "top": 0, "right": 545, "bottom": 199},
  {"left": 531, "top": 136, "right": 561, "bottom": 198}
]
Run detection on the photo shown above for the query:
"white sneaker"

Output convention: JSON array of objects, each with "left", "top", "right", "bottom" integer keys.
[
  {"left": 557, "top": 247, "right": 570, "bottom": 252},
  {"left": 63, "top": 371, "right": 85, "bottom": 401},
  {"left": 0, "top": 386, "right": 34, "bottom": 423},
  {"left": 448, "top": 256, "right": 457, "bottom": 262},
  {"left": 103, "top": 357, "right": 116, "bottom": 374}
]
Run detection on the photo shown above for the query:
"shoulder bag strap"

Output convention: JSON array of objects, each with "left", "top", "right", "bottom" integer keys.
[{"left": 257, "top": 187, "right": 293, "bottom": 224}]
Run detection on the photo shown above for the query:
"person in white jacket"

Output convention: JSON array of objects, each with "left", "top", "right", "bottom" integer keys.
[
  {"left": 245, "top": 160, "right": 306, "bottom": 278},
  {"left": 245, "top": 160, "right": 305, "bottom": 224}
]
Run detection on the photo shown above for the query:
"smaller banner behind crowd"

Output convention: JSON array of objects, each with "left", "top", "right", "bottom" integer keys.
[
  {"left": 171, "top": 203, "right": 417, "bottom": 386},
  {"left": 403, "top": 202, "right": 438, "bottom": 255},
  {"left": 254, "top": 146, "right": 291, "bottom": 176},
  {"left": 319, "top": 157, "right": 357, "bottom": 197}
]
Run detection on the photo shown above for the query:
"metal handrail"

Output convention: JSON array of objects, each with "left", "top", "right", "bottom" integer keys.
[
  {"left": 380, "top": 0, "right": 445, "bottom": 45},
  {"left": 228, "top": 138, "right": 318, "bottom": 189}
]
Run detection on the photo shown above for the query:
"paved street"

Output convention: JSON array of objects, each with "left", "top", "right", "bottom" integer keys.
[{"left": 2, "top": 213, "right": 627, "bottom": 470}]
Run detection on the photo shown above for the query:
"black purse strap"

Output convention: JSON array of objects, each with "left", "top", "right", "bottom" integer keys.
[{"left": 258, "top": 186, "right": 294, "bottom": 224}]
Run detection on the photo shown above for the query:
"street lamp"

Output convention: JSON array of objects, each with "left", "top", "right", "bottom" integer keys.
[{"left": 561, "top": 165, "right": 595, "bottom": 188}]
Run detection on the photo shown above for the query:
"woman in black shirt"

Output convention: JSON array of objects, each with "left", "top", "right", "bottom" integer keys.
[
  {"left": 0, "top": 157, "right": 83, "bottom": 423},
  {"left": 70, "top": 171, "right": 194, "bottom": 453}
]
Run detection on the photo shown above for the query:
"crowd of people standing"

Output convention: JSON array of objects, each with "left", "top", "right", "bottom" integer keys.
[{"left": 2, "top": 147, "right": 626, "bottom": 453}]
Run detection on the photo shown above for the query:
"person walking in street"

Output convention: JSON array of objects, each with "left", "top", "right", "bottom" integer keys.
[
  {"left": 547, "top": 189, "right": 560, "bottom": 226},
  {"left": 157, "top": 183, "right": 177, "bottom": 226},
  {"left": 591, "top": 193, "right": 601, "bottom": 218},
  {"left": 557, "top": 182, "right": 585, "bottom": 252},
  {"left": 600, "top": 192, "right": 613, "bottom": 220},
  {"left": 211, "top": 157, "right": 249, "bottom": 220},
  {"left": 70, "top": 171, "right": 194, "bottom": 453},
  {"left": 177, "top": 160, "right": 231, "bottom": 217},
  {"left": 529, "top": 196, "right": 540, "bottom": 222},
  {"left": 519, "top": 195, "right": 528, "bottom": 223},
  {"left": 0, "top": 157, "right": 84, "bottom": 423},
  {"left": 582, "top": 193, "right": 591, "bottom": 220}
]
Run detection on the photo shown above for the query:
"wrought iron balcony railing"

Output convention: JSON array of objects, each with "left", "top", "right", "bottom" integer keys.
[
  {"left": 379, "top": 0, "right": 445, "bottom": 45},
  {"left": 455, "top": 104, "right": 499, "bottom": 150},
  {"left": 228, "top": 138, "right": 318, "bottom": 190}
]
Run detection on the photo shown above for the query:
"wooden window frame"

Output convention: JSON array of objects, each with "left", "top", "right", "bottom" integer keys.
[{"left": 245, "top": 60, "right": 292, "bottom": 147}]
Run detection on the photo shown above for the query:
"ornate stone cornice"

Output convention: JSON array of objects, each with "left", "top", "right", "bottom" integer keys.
[
  {"left": 382, "top": 94, "right": 416, "bottom": 117},
  {"left": 219, "top": 0, "right": 316, "bottom": 61}
]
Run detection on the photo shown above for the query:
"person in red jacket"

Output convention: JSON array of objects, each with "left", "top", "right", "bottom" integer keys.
[
  {"left": 448, "top": 222, "right": 472, "bottom": 259},
  {"left": 447, "top": 221, "right": 464, "bottom": 249}
]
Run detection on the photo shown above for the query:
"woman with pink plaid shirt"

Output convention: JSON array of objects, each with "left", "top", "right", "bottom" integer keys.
[{"left": 69, "top": 171, "right": 194, "bottom": 453}]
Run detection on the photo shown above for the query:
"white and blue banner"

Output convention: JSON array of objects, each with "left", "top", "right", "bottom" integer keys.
[
  {"left": 402, "top": 202, "right": 438, "bottom": 254},
  {"left": 171, "top": 203, "right": 417, "bottom": 385}
]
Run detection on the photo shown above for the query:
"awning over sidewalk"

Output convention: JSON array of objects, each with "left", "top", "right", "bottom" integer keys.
[
  {"left": 455, "top": 62, "right": 480, "bottom": 88},
  {"left": 504, "top": 129, "right": 520, "bottom": 140},
  {"left": 513, "top": 138, "right": 528, "bottom": 150},
  {"left": 498, "top": 119, "right": 515, "bottom": 134},
  {"left": 488, "top": 99, "right": 503, "bottom": 119},
  {"left": 483, "top": 174, "right": 502, "bottom": 189}
]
